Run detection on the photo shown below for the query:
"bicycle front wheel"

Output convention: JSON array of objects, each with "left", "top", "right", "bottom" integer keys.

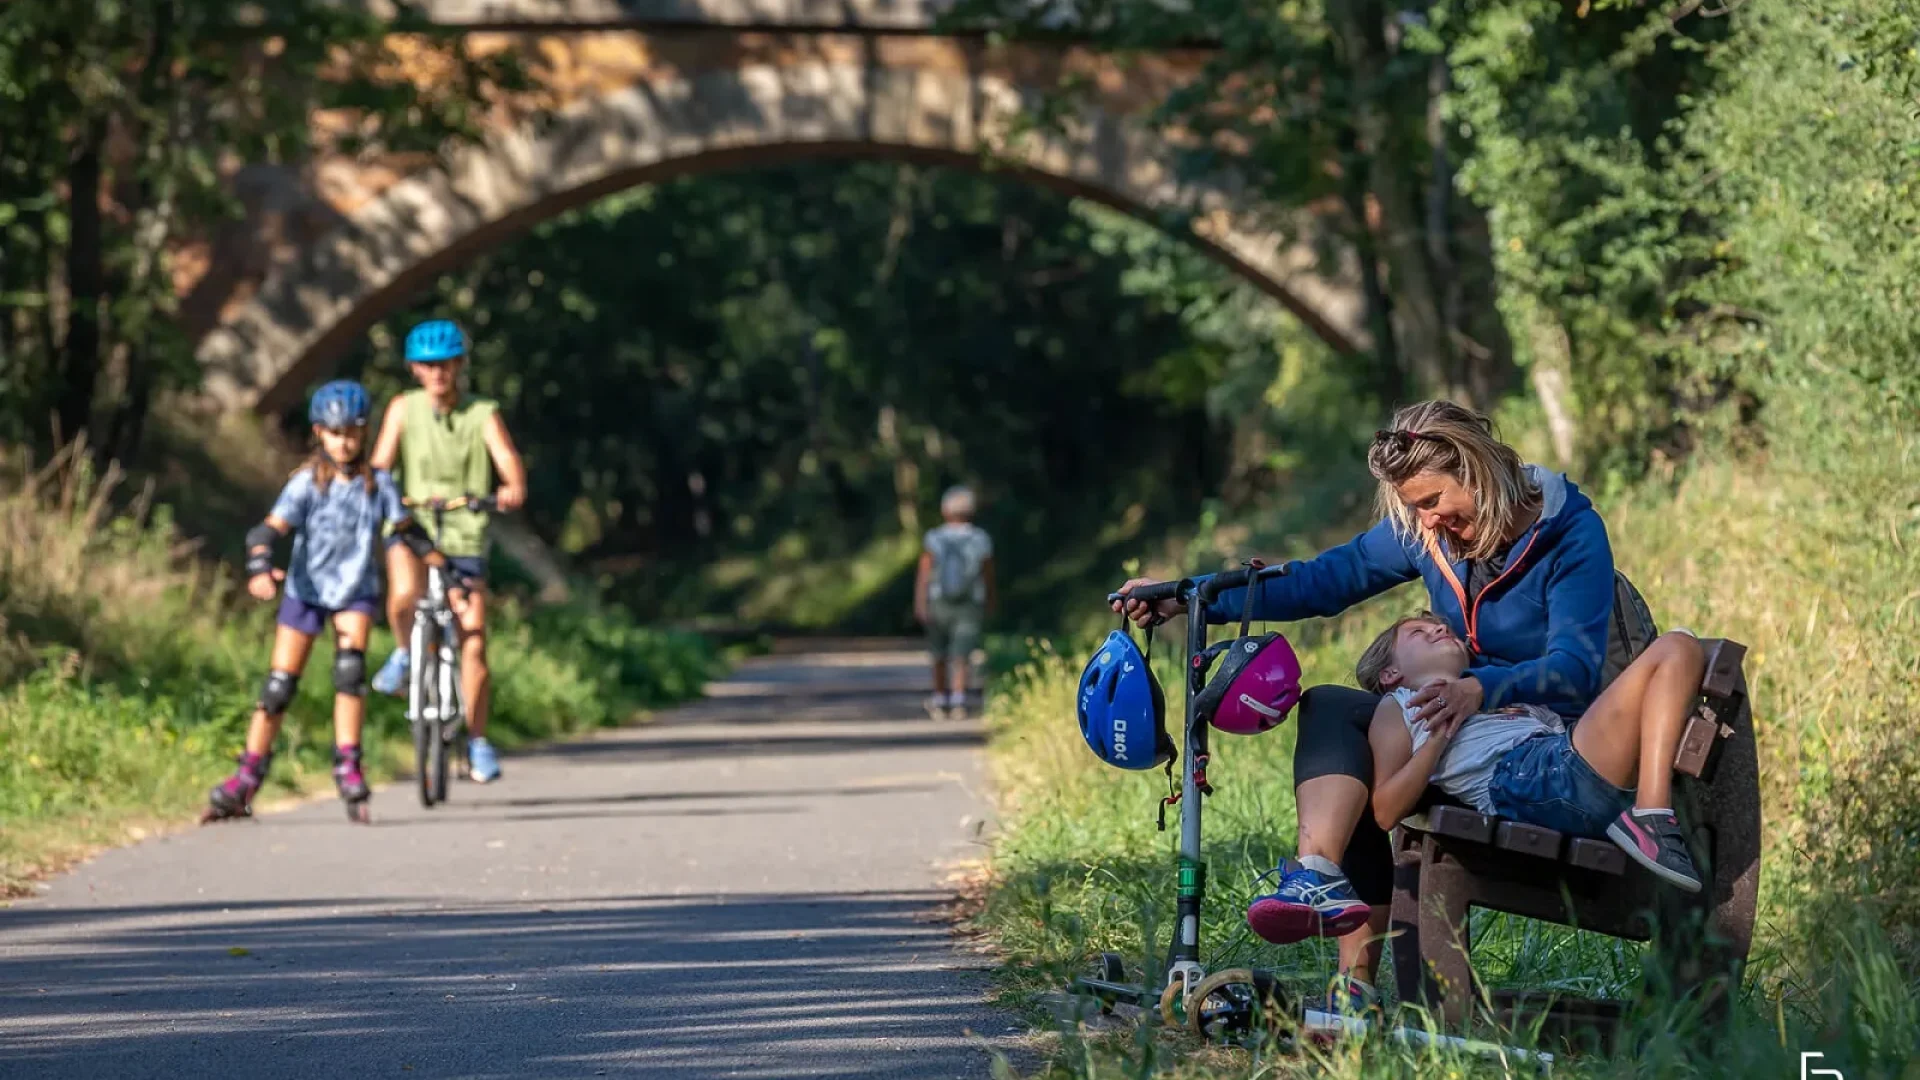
[
  {"left": 413, "top": 626, "right": 444, "bottom": 808},
  {"left": 414, "top": 710, "right": 437, "bottom": 808}
]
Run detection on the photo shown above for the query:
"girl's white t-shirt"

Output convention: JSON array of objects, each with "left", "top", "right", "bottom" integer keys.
[{"left": 1390, "top": 687, "right": 1564, "bottom": 814}]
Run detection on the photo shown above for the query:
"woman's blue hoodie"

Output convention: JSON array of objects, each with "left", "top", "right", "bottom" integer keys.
[{"left": 1204, "top": 466, "right": 1616, "bottom": 718}]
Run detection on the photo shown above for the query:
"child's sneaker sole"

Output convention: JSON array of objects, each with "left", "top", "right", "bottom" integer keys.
[
  {"left": 1247, "top": 898, "right": 1370, "bottom": 944},
  {"left": 1605, "top": 820, "right": 1704, "bottom": 893}
]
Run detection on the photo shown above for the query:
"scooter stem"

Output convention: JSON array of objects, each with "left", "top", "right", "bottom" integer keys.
[{"left": 1167, "top": 586, "right": 1210, "bottom": 989}]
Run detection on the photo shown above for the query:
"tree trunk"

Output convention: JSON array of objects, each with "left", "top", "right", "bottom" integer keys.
[
  {"left": 58, "top": 117, "right": 108, "bottom": 446},
  {"left": 103, "top": 0, "right": 177, "bottom": 468},
  {"left": 1331, "top": 0, "right": 1458, "bottom": 401},
  {"left": 1339, "top": 130, "right": 1405, "bottom": 406}
]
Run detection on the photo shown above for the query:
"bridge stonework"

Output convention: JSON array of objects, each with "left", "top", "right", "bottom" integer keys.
[{"left": 189, "top": 14, "right": 1368, "bottom": 412}]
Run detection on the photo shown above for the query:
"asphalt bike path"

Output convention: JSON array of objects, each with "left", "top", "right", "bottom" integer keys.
[{"left": 0, "top": 644, "right": 1019, "bottom": 1079}]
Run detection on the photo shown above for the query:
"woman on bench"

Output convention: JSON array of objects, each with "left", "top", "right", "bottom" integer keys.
[{"left": 1114, "top": 399, "right": 1617, "bottom": 1015}]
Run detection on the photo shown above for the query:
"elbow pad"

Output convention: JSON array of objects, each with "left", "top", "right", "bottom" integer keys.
[{"left": 244, "top": 524, "right": 278, "bottom": 576}]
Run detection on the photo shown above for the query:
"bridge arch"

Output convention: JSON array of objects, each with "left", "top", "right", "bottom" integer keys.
[{"left": 195, "top": 34, "right": 1369, "bottom": 412}]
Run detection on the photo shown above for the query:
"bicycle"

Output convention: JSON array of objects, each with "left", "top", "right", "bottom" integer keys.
[{"left": 400, "top": 494, "right": 493, "bottom": 808}]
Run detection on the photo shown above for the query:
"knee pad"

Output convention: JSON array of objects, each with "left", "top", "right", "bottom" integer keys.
[
  {"left": 258, "top": 670, "right": 299, "bottom": 716},
  {"left": 333, "top": 648, "right": 367, "bottom": 697}
]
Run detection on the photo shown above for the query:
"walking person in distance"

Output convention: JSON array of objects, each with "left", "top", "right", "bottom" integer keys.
[{"left": 916, "top": 486, "right": 996, "bottom": 719}]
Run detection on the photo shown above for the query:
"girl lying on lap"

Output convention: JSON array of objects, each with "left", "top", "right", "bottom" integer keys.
[{"left": 1360, "top": 613, "right": 1707, "bottom": 891}]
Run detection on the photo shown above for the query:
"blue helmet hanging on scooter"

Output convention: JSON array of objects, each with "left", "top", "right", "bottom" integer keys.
[{"left": 1077, "top": 627, "right": 1173, "bottom": 770}]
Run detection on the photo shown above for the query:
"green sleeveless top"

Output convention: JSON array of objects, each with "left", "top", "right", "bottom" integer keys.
[{"left": 396, "top": 389, "right": 496, "bottom": 557}]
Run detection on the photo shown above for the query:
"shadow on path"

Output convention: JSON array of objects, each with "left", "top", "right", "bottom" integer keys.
[{"left": 0, "top": 891, "right": 1013, "bottom": 1079}]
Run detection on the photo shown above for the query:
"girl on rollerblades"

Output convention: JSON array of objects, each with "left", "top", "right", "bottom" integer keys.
[{"left": 205, "top": 380, "right": 467, "bottom": 824}]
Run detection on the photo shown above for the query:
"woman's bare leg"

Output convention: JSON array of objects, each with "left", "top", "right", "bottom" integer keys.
[{"left": 1294, "top": 774, "right": 1384, "bottom": 981}]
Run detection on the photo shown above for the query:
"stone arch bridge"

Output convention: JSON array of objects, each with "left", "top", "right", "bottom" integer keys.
[{"left": 187, "top": 0, "right": 1368, "bottom": 413}]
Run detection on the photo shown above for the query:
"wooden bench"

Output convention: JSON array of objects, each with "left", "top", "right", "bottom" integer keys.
[{"left": 1388, "top": 637, "right": 1761, "bottom": 1041}]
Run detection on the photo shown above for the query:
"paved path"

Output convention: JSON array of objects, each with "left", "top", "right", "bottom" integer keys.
[{"left": 0, "top": 645, "right": 1017, "bottom": 1079}]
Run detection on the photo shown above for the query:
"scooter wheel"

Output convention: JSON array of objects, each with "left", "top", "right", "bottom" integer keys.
[
  {"left": 1187, "top": 968, "right": 1285, "bottom": 1043},
  {"left": 345, "top": 800, "right": 371, "bottom": 825},
  {"left": 1097, "top": 952, "right": 1127, "bottom": 984},
  {"left": 1158, "top": 980, "right": 1188, "bottom": 1028}
]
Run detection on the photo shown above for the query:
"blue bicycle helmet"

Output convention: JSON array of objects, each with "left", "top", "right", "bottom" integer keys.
[
  {"left": 308, "top": 380, "right": 371, "bottom": 429},
  {"left": 404, "top": 318, "right": 467, "bottom": 363},
  {"left": 1077, "top": 627, "right": 1173, "bottom": 770}
]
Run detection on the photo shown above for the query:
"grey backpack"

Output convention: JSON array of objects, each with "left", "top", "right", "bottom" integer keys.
[
  {"left": 1601, "top": 571, "right": 1659, "bottom": 689},
  {"left": 927, "top": 527, "right": 988, "bottom": 604}
]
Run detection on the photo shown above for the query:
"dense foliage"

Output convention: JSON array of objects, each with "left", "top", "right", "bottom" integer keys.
[
  {"left": 0, "top": 0, "right": 522, "bottom": 461},
  {"left": 336, "top": 163, "right": 1370, "bottom": 631}
]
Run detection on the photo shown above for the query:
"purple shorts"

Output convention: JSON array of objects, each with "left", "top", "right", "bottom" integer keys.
[{"left": 277, "top": 593, "right": 380, "bottom": 636}]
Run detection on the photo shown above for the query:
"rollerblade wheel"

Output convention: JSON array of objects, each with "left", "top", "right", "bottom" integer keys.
[{"left": 1187, "top": 968, "right": 1283, "bottom": 1043}]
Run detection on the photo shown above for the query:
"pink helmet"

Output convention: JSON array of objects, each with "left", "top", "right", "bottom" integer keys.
[{"left": 1193, "top": 631, "right": 1302, "bottom": 735}]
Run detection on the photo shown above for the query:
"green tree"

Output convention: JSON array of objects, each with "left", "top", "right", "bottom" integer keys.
[
  {"left": 337, "top": 162, "right": 1347, "bottom": 630},
  {"left": 0, "top": 0, "right": 523, "bottom": 461}
]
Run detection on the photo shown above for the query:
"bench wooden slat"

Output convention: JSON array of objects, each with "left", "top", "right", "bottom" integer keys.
[
  {"left": 1674, "top": 705, "right": 1721, "bottom": 778},
  {"left": 1700, "top": 638, "right": 1746, "bottom": 699},
  {"left": 1426, "top": 805, "right": 1494, "bottom": 844},
  {"left": 1495, "top": 820, "right": 1563, "bottom": 859},
  {"left": 1567, "top": 838, "right": 1626, "bottom": 875}
]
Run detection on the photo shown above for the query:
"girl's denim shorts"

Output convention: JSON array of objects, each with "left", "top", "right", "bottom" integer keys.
[{"left": 1486, "top": 732, "right": 1633, "bottom": 838}]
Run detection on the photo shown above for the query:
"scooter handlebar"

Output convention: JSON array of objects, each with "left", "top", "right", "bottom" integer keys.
[
  {"left": 1106, "top": 563, "right": 1289, "bottom": 608},
  {"left": 1108, "top": 579, "right": 1188, "bottom": 606}
]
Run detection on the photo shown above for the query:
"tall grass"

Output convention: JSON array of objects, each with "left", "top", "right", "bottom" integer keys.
[
  {"left": 975, "top": 407, "right": 1920, "bottom": 1077},
  {"left": 0, "top": 443, "right": 720, "bottom": 893}
]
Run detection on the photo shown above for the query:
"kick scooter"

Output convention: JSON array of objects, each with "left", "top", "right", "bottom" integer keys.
[{"left": 1071, "top": 562, "right": 1301, "bottom": 1041}]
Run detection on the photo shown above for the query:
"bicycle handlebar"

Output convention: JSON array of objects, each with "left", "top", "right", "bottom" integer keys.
[{"left": 401, "top": 494, "right": 500, "bottom": 513}]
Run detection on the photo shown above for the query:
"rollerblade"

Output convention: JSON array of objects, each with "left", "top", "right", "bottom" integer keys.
[
  {"left": 334, "top": 746, "right": 372, "bottom": 824},
  {"left": 202, "top": 751, "right": 271, "bottom": 824}
]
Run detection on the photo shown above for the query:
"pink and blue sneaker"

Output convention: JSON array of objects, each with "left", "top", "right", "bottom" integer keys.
[
  {"left": 1606, "top": 809, "right": 1704, "bottom": 893},
  {"left": 1246, "top": 856, "right": 1372, "bottom": 945}
]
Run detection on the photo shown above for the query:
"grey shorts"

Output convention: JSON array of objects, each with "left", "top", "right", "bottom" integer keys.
[{"left": 926, "top": 599, "right": 984, "bottom": 662}]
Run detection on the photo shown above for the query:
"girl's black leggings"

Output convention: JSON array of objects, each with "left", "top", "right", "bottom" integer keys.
[{"left": 1292, "top": 684, "right": 1394, "bottom": 907}]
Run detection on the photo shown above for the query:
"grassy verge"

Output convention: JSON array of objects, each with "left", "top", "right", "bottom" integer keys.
[
  {"left": 975, "top": 411, "right": 1920, "bottom": 1077},
  {"left": 0, "top": 448, "right": 721, "bottom": 894}
]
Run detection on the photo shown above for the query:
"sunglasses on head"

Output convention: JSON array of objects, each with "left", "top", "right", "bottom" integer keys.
[{"left": 1373, "top": 428, "right": 1444, "bottom": 450}]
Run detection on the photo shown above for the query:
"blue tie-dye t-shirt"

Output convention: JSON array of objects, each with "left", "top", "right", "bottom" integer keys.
[{"left": 269, "top": 467, "right": 408, "bottom": 609}]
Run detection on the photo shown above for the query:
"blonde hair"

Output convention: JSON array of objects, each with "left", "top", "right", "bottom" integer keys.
[
  {"left": 1367, "top": 400, "right": 1540, "bottom": 562},
  {"left": 1355, "top": 612, "right": 1447, "bottom": 695}
]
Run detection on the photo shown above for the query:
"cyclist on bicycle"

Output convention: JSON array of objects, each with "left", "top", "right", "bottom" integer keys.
[
  {"left": 206, "top": 380, "right": 466, "bottom": 823},
  {"left": 369, "top": 318, "right": 528, "bottom": 784}
]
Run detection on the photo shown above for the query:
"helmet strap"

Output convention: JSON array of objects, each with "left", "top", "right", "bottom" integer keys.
[
  {"left": 1238, "top": 557, "right": 1266, "bottom": 640},
  {"left": 1156, "top": 760, "right": 1178, "bottom": 832}
]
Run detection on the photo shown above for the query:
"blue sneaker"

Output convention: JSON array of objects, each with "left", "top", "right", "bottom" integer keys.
[
  {"left": 468, "top": 737, "right": 501, "bottom": 783},
  {"left": 1301, "top": 974, "right": 1382, "bottom": 1039},
  {"left": 371, "top": 648, "right": 410, "bottom": 696},
  {"left": 1246, "top": 858, "right": 1372, "bottom": 945}
]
